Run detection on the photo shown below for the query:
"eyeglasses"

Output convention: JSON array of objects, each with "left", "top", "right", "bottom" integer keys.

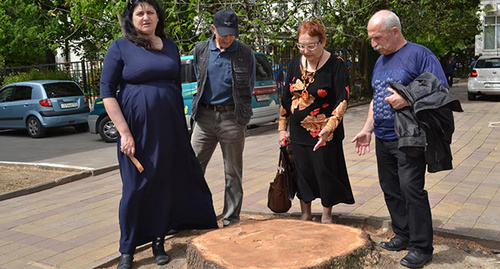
[{"left": 296, "top": 41, "right": 320, "bottom": 50}]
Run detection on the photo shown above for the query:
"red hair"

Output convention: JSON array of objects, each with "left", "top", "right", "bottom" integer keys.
[{"left": 297, "top": 20, "right": 326, "bottom": 42}]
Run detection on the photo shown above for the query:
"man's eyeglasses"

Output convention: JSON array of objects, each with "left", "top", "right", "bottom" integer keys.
[{"left": 296, "top": 41, "right": 320, "bottom": 51}]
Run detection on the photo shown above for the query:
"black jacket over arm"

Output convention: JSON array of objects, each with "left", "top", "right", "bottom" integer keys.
[{"left": 390, "top": 72, "right": 463, "bottom": 173}]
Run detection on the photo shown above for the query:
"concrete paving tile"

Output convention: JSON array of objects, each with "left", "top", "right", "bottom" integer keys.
[
  {"left": 11, "top": 249, "right": 57, "bottom": 267},
  {"left": 0, "top": 243, "right": 53, "bottom": 267},
  {"left": 1, "top": 259, "right": 63, "bottom": 269},
  {"left": 470, "top": 222, "right": 500, "bottom": 240},
  {"left": 56, "top": 215, "right": 116, "bottom": 242},
  {"left": 450, "top": 184, "right": 477, "bottom": 197},
  {"left": 476, "top": 207, "right": 500, "bottom": 225},
  {"left": 446, "top": 194, "right": 469, "bottom": 203},
  {"left": 351, "top": 200, "right": 386, "bottom": 217},
  {"left": 451, "top": 209, "right": 481, "bottom": 222},
  {"left": 441, "top": 218, "right": 474, "bottom": 234},
  {"left": 466, "top": 196, "right": 492, "bottom": 206},
  {"left": 432, "top": 200, "right": 462, "bottom": 219},
  {"left": 0, "top": 229, "right": 32, "bottom": 246},
  {"left": 64, "top": 243, "right": 118, "bottom": 269},
  {"left": 428, "top": 192, "right": 445, "bottom": 208},
  {"left": 30, "top": 237, "right": 69, "bottom": 252},
  {"left": 58, "top": 234, "right": 118, "bottom": 269}
]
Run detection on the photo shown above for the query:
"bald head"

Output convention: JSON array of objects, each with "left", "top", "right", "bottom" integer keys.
[
  {"left": 367, "top": 10, "right": 406, "bottom": 55},
  {"left": 369, "top": 10, "right": 402, "bottom": 33}
]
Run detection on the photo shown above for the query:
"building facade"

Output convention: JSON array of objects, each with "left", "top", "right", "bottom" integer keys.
[{"left": 476, "top": 0, "right": 500, "bottom": 56}]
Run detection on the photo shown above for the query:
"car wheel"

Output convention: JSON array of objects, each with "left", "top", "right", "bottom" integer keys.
[
  {"left": 467, "top": 92, "right": 476, "bottom": 101},
  {"left": 26, "top": 116, "right": 46, "bottom": 138},
  {"left": 99, "top": 116, "right": 118, "bottom": 143},
  {"left": 74, "top": 123, "right": 89, "bottom": 132}
]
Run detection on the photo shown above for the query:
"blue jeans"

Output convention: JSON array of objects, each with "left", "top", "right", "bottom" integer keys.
[
  {"left": 191, "top": 106, "right": 246, "bottom": 226},
  {"left": 376, "top": 138, "right": 433, "bottom": 254}
]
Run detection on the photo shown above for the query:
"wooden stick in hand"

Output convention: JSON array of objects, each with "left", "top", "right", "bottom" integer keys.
[{"left": 129, "top": 155, "right": 144, "bottom": 173}]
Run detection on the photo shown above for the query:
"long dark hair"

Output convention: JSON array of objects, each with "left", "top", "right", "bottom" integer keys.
[{"left": 122, "top": 0, "right": 166, "bottom": 50}]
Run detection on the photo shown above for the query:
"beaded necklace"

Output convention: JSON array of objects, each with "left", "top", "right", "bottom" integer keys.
[{"left": 300, "top": 50, "right": 324, "bottom": 92}]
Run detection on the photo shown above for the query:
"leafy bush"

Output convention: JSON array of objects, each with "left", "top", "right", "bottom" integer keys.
[{"left": 2, "top": 70, "right": 72, "bottom": 87}]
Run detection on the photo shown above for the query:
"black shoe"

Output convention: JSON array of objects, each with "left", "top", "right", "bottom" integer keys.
[
  {"left": 117, "top": 254, "right": 133, "bottom": 269},
  {"left": 152, "top": 237, "right": 171, "bottom": 265},
  {"left": 400, "top": 250, "right": 433, "bottom": 268},
  {"left": 380, "top": 237, "right": 409, "bottom": 251}
]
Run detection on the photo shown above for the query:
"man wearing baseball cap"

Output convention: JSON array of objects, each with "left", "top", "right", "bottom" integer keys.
[{"left": 191, "top": 10, "right": 255, "bottom": 227}]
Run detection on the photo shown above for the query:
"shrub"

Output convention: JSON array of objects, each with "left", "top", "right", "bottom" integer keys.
[{"left": 2, "top": 70, "right": 72, "bottom": 87}]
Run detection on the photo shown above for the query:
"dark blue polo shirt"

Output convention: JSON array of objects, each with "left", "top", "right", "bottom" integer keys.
[{"left": 199, "top": 36, "right": 238, "bottom": 105}]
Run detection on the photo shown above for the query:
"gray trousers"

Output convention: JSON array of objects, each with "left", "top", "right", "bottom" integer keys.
[{"left": 191, "top": 106, "right": 246, "bottom": 226}]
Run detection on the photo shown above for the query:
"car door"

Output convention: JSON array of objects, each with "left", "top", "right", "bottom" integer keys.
[
  {"left": 0, "top": 86, "right": 33, "bottom": 128},
  {"left": 0, "top": 86, "right": 15, "bottom": 128},
  {"left": 9, "top": 86, "right": 34, "bottom": 128}
]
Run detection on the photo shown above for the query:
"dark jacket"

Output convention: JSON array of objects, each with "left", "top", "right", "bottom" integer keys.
[
  {"left": 192, "top": 40, "right": 254, "bottom": 126},
  {"left": 390, "top": 72, "right": 463, "bottom": 173}
]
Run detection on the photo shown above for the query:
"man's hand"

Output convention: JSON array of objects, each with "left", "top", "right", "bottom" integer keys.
[
  {"left": 385, "top": 87, "right": 409, "bottom": 110},
  {"left": 351, "top": 131, "right": 372, "bottom": 156}
]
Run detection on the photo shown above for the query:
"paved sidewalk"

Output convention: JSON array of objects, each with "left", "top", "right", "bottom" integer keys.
[{"left": 0, "top": 81, "right": 498, "bottom": 268}]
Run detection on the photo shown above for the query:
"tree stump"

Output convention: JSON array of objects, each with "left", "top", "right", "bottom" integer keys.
[{"left": 187, "top": 218, "right": 377, "bottom": 269}]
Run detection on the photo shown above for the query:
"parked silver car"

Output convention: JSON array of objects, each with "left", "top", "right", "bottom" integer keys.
[
  {"left": 0, "top": 80, "right": 90, "bottom": 138},
  {"left": 467, "top": 56, "right": 500, "bottom": 100}
]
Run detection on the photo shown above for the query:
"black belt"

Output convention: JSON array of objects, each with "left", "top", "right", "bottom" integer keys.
[{"left": 201, "top": 103, "right": 235, "bottom": 112}]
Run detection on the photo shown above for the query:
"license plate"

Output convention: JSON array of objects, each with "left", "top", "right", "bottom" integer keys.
[
  {"left": 256, "top": 94, "right": 271, "bottom": 102},
  {"left": 60, "top": 102, "right": 78, "bottom": 108},
  {"left": 484, "top": 83, "right": 500, "bottom": 88}
]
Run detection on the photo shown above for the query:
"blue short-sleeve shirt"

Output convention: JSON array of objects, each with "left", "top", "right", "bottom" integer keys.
[{"left": 372, "top": 41, "right": 449, "bottom": 140}]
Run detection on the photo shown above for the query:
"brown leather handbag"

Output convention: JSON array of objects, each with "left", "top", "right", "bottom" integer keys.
[{"left": 267, "top": 148, "right": 292, "bottom": 213}]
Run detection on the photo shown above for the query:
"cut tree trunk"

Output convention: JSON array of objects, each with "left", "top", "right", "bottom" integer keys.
[{"left": 187, "top": 218, "right": 378, "bottom": 269}]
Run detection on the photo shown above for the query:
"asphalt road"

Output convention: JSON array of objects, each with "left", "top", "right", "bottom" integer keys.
[
  {"left": 0, "top": 126, "right": 117, "bottom": 169},
  {"left": 0, "top": 116, "right": 276, "bottom": 170}
]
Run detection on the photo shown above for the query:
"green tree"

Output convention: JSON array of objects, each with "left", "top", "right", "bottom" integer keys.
[
  {"left": 0, "top": 0, "right": 58, "bottom": 66},
  {"left": 317, "top": 0, "right": 481, "bottom": 95},
  {"left": 0, "top": 0, "right": 482, "bottom": 94},
  {"left": 0, "top": 0, "right": 122, "bottom": 67}
]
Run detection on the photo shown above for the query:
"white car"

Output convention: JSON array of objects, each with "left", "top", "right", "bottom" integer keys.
[{"left": 467, "top": 56, "right": 500, "bottom": 100}]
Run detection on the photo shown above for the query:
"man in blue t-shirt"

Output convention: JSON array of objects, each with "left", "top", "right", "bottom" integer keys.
[{"left": 352, "top": 10, "right": 448, "bottom": 269}]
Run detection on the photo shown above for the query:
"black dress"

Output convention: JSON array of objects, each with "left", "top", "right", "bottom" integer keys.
[
  {"left": 100, "top": 37, "right": 218, "bottom": 254},
  {"left": 281, "top": 54, "right": 355, "bottom": 207}
]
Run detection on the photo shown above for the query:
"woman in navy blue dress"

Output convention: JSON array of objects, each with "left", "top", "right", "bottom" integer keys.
[{"left": 99, "top": 1, "right": 217, "bottom": 268}]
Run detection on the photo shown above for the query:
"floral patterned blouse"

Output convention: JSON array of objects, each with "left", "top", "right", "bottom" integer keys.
[{"left": 280, "top": 53, "right": 350, "bottom": 146}]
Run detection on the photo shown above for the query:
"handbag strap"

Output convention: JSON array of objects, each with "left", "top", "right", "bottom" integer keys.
[{"left": 277, "top": 148, "right": 285, "bottom": 172}]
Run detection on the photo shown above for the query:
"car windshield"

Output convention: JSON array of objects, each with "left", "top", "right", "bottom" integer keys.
[
  {"left": 475, "top": 58, "right": 500, "bottom": 68},
  {"left": 44, "top": 82, "right": 83, "bottom": 98},
  {"left": 181, "top": 59, "right": 196, "bottom": 83},
  {"left": 255, "top": 54, "right": 274, "bottom": 81}
]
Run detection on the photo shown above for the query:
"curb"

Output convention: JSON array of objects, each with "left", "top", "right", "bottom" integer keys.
[{"left": 0, "top": 161, "right": 119, "bottom": 202}]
